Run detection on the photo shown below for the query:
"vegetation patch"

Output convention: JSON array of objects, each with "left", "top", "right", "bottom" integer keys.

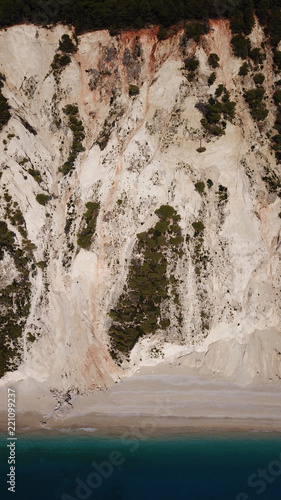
[
  {"left": 51, "top": 34, "right": 77, "bottom": 77},
  {"left": 28, "top": 168, "right": 42, "bottom": 184},
  {"left": 184, "top": 57, "right": 199, "bottom": 82},
  {"left": 243, "top": 88, "right": 268, "bottom": 121},
  {"left": 0, "top": 195, "right": 37, "bottom": 377},
  {"left": 0, "top": 1, "right": 280, "bottom": 50},
  {"left": 185, "top": 21, "right": 207, "bottom": 43},
  {"left": 129, "top": 84, "right": 140, "bottom": 96},
  {"left": 77, "top": 202, "right": 100, "bottom": 249},
  {"left": 217, "top": 184, "right": 228, "bottom": 202},
  {"left": 262, "top": 166, "right": 281, "bottom": 196},
  {"left": 272, "top": 89, "right": 281, "bottom": 162},
  {"left": 208, "top": 53, "right": 219, "bottom": 68},
  {"left": 249, "top": 48, "right": 266, "bottom": 65},
  {"left": 208, "top": 72, "right": 216, "bottom": 86},
  {"left": 192, "top": 221, "right": 205, "bottom": 234},
  {"left": 0, "top": 73, "right": 11, "bottom": 131},
  {"left": 253, "top": 73, "right": 265, "bottom": 85},
  {"left": 36, "top": 193, "right": 49, "bottom": 206},
  {"left": 59, "top": 34, "right": 77, "bottom": 53},
  {"left": 109, "top": 205, "right": 183, "bottom": 361},
  {"left": 239, "top": 62, "right": 249, "bottom": 76},
  {"left": 231, "top": 34, "right": 251, "bottom": 59},
  {"left": 36, "top": 260, "right": 47, "bottom": 270},
  {"left": 195, "top": 181, "right": 205, "bottom": 194},
  {"left": 59, "top": 104, "right": 85, "bottom": 176},
  {"left": 198, "top": 86, "right": 236, "bottom": 136},
  {"left": 230, "top": 3, "right": 255, "bottom": 36}
]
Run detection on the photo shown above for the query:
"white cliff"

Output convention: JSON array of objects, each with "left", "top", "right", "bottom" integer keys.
[{"left": 0, "top": 20, "right": 280, "bottom": 390}]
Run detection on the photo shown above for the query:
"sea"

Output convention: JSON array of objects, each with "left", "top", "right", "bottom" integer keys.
[{"left": 1, "top": 430, "right": 281, "bottom": 500}]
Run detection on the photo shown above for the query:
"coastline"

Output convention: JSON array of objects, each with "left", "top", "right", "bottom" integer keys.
[
  {"left": 4, "top": 413, "right": 280, "bottom": 436},
  {"left": 1, "top": 366, "right": 281, "bottom": 435}
]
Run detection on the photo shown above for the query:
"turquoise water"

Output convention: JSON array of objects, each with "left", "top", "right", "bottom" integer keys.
[{"left": 1, "top": 431, "right": 281, "bottom": 500}]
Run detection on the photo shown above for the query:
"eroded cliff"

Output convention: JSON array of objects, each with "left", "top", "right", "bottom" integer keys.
[{"left": 0, "top": 20, "right": 280, "bottom": 389}]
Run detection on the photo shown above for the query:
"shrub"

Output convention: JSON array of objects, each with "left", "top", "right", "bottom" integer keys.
[
  {"left": 192, "top": 221, "right": 205, "bottom": 232},
  {"left": 27, "top": 332, "right": 36, "bottom": 342},
  {"left": 77, "top": 202, "right": 100, "bottom": 249},
  {"left": 0, "top": 221, "right": 15, "bottom": 250},
  {"left": 158, "top": 25, "right": 167, "bottom": 40},
  {"left": 51, "top": 54, "right": 71, "bottom": 71},
  {"left": 59, "top": 103, "right": 85, "bottom": 175},
  {"left": 239, "top": 62, "right": 249, "bottom": 76},
  {"left": 195, "top": 181, "right": 205, "bottom": 194},
  {"left": 251, "top": 104, "right": 268, "bottom": 121},
  {"left": 244, "top": 87, "right": 268, "bottom": 121},
  {"left": 59, "top": 34, "right": 77, "bottom": 53},
  {"left": 129, "top": 84, "right": 140, "bottom": 95},
  {"left": 59, "top": 54, "right": 71, "bottom": 67},
  {"left": 244, "top": 88, "right": 265, "bottom": 105},
  {"left": 273, "top": 51, "right": 281, "bottom": 70},
  {"left": 187, "top": 71, "right": 196, "bottom": 82},
  {"left": 208, "top": 53, "right": 219, "bottom": 68},
  {"left": 0, "top": 85, "right": 11, "bottom": 131},
  {"left": 63, "top": 104, "right": 78, "bottom": 115},
  {"left": 230, "top": 9, "right": 244, "bottom": 34},
  {"left": 253, "top": 73, "right": 265, "bottom": 85},
  {"left": 249, "top": 48, "right": 266, "bottom": 65},
  {"left": 218, "top": 184, "right": 228, "bottom": 201},
  {"left": 244, "top": 87, "right": 266, "bottom": 121},
  {"left": 231, "top": 34, "right": 251, "bottom": 59},
  {"left": 212, "top": 125, "right": 224, "bottom": 135},
  {"left": 155, "top": 205, "right": 175, "bottom": 219},
  {"left": 28, "top": 168, "right": 41, "bottom": 184},
  {"left": 36, "top": 261, "right": 47, "bottom": 269},
  {"left": 208, "top": 72, "right": 216, "bottom": 86},
  {"left": 155, "top": 220, "right": 169, "bottom": 233},
  {"left": 185, "top": 21, "right": 205, "bottom": 43},
  {"left": 215, "top": 84, "right": 224, "bottom": 97},
  {"left": 273, "top": 90, "right": 281, "bottom": 106},
  {"left": 36, "top": 193, "right": 49, "bottom": 205},
  {"left": 199, "top": 88, "right": 235, "bottom": 136},
  {"left": 185, "top": 58, "right": 199, "bottom": 72},
  {"left": 222, "top": 99, "right": 236, "bottom": 120}
]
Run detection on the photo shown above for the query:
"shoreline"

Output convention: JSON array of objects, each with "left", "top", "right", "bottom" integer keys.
[
  {"left": 2, "top": 413, "right": 281, "bottom": 436},
  {"left": 1, "top": 367, "right": 281, "bottom": 435}
]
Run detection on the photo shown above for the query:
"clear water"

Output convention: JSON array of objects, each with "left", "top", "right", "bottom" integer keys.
[{"left": 1, "top": 431, "right": 281, "bottom": 500}]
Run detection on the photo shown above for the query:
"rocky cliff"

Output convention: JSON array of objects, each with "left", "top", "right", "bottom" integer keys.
[{"left": 0, "top": 20, "right": 280, "bottom": 389}]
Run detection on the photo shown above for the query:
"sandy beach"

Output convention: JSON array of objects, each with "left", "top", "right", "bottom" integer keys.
[{"left": 1, "top": 365, "right": 281, "bottom": 434}]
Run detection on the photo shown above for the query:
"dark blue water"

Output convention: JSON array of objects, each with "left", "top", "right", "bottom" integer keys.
[{"left": 1, "top": 431, "right": 281, "bottom": 500}]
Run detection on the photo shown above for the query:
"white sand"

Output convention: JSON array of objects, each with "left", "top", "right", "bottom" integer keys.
[{"left": 1, "top": 365, "right": 281, "bottom": 433}]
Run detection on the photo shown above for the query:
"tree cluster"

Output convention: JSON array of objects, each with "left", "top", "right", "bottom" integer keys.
[
  {"left": 109, "top": 205, "right": 183, "bottom": 360},
  {"left": 0, "top": 0, "right": 280, "bottom": 47}
]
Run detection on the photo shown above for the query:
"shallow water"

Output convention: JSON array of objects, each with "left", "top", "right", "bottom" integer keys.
[{"left": 1, "top": 431, "right": 281, "bottom": 500}]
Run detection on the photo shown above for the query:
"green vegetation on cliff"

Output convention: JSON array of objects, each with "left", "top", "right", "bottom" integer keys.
[
  {"left": 109, "top": 205, "right": 183, "bottom": 360},
  {"left": 0, "top": 196, "right": 36, "bottom": 377}
]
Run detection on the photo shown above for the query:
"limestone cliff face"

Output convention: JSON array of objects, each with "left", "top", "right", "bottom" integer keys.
[{"left": 0, "top": 21, "right": 280, "bottom": 389}]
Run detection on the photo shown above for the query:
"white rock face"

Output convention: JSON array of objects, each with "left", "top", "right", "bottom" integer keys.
[{"left": 0, "top": 21, "right": 280, "bottom": 389}]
